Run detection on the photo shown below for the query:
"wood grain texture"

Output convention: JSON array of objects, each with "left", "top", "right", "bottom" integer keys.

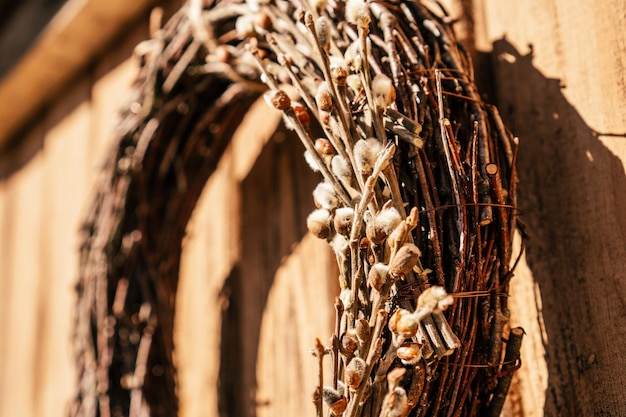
[{"left": 474, "top": 1, "right": 626, "bottom": 415}]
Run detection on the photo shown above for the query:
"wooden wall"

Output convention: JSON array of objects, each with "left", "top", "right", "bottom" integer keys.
[
  {"left": 474, "top": 1, "right": 626, "bottom": 416},
  {"left": 0, "top": 1, "right": 625, "bottom": 417}
]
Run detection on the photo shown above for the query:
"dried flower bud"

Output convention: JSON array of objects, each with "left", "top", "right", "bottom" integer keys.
[
  {"left": 366, "top": 205, "right": 402, "bottom": 245},
  {"left": 292, "top": 102, "right": 310, "bottom": 127},
  {"left": 353, "top": 137, "right": 383, "bottom": 175},
  {"left": 372, "top": 73, "right": 396, "bottom": 108},
  {"left": 334, "top": 207, "right": 354, "bottom": 236},
  {"left": 322, "top": 386, "right": 347, "bottom": 415},
  {"left": 315, "top": 16, "right": 331, "bottom": 51},
  {"left": 340, "top": 329, "right": 358, "bottom": 357},
  {"left": 339, "top": 287, "right": 352, "bottom": 309},
  {"left": 214, "top": 45, "right": 230, "bottom": 63},
  {"left": 346, "top": 74, "right": 362, "bottom": 93},
  {"left": 307, "top": 208, "right": 332, "bottom": 239},
  {"left": 388, "top": 243, "right": 421, "bottom": 279},
  {"left": 304, "top": 150, "right": 320, "bottom": 172},
  {"left": 253, "top": 12, "right": 272, "bottom": 30},
  {"left": 345, "top": 357, "right": 367, "bottom": 389},
  {"left": 344, "top": 40, "right": 363, "bottom": 72},
  {"left": 355, "top": 319, "right": 371, "bottom": 343},
  {"left": 315, "top": 138, "right": 335, "bottom": 156},
  {"left": 264, "top": 90, "right": 291, "bottom": 111},
  {"left": 313, "top": 182, "right": 339, "bottom": 210},
  {"left": 386, "top": 367, "right": 406, "bottom": 390},
  {"left": 331, "top": 155, "right": 353, "bottom": 185},
  {"left": 319, "top": 109, "right": 331, "bottom": 125},
  {"left": 380, "top": 387, "right": 409, "bottom": 417},
  {"left": 235, "top": 15, "right": 256, "bottom": 38},
  {"left": 332, "top": 233, "right": 350, "bottom": 257},
  {"left": 368, "top": 263, "right": 389, "bottom": 292},
  {"left": 331, "top": 65, "right": 348, "bottom": 87},
  {"left": 396, "top": 342, "right": 423, "bottom": 365},
  {"left": 315, "top": 82, "right": 333, "bottom": 112},
  {"left": 389, "top": 308, "right": 419, "bottom": 339},
  {"left": 417, "top": 286, "right": 453, "bottom": 313},
  {"left": 346, "top": 0, "right": 371, "bottom": 29}
]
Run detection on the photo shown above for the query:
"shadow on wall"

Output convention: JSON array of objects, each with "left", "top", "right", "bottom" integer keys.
[
  {"left": 217, "top": 128, "right": 321, "bottom": 417},
  {"left": 484, "top": 38, "right": 626, "bottom": 416}
]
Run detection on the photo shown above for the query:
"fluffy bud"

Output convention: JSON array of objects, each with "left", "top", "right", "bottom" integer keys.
[
  {"left": 346, "top": 0, "right": 371, "bottom": 29},
  {"left": 344, "top": 40, "right": 363, "bottom": 72},
  {"left": 304, "top": 150, "right": 320, "bottom": 172},
  {"left": 313, "top": 182, "right": 339, "bottom": 210},
  {"left": 307, "top": 209, "right": 332, "bottom": 239},
  {"left": 396, "top": 342, "right": 423, "bottom": 365},
  {"left": 346, "top": 74, "right": 362, "bottom": 93},
  {"left": 367, "top": 263, "right": 389, "bottom": 292},
  {"left": 380, "top": 387, "right": 409, "bottom": 417},
  {"left": 417, "top": 286, "right": 453, "bottom": 313},
  {"left": 315, "top": 82, "right": 333, "bottom": 112},
  {"left": 388, "top": 243, "right": 420, "bottom": 279},
  {"left": 372, "top": 73, "right": 396, "bottom": 108},
  {"left": 353, "top": 138, "right": 383, "bottom": 175},
  {"left": 322, "top": 386, "right": 347, "bottom": 415},
  {"left": 366, "top": 205, "right": 402, "bottom": 245},
  {"left": 331, "top": 65, "right": 348, "bottom": 87},
  {"left": 331, "top": 155, "right": 353, "bottom": 184},
  {"left": 315, "top": 16, "right": 331, "bottom": 51},
  {"left": 345, "top": 357, "right": 367, "bottom": 389},
  {"left": 340, "top": 329, "right": 358, "bottom": 357},
  {"left": 334, "top": 207, "right": 354, "bottom": 236},
  {"left": 388, "top": 308, "right": 419, "bottom": 339},
  {"left": 235, "top": 15, "right": 256, "bottom": 38}
]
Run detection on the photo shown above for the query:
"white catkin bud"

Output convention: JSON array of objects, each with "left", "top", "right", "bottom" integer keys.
[
  {"left": 367, "top": 262, "right": 389, "bottom": 292},
  {"left": 339, "top": 288, "right": 352, "bottom": 310},
  {"left": 372, "top": 73, "right": 396, "bottom": 108},
  {"left": 396, "top": 342, "right": 423, "bottom": 365},
  {"left": 353, "top": 138, "right": 383, "bottom": 175},
  {"left": 235, "top": 15, "right": 255, "bottom": 38},
  {"left": 344, "top": 40, "right": 363, "bottom": 72},
  {"left": 345, "top": 357, "right": 367, "bottom": 389},
  {"left": 307, "top": 209, "right": 332, "bottom": 239},
  {"left": 346, "top": 0, "right": 371, "bottom": 29},
  {"left": 304, "top": 150, "right": 320, "bottom": 172},
  {"left": 334, "top": 207, "right": 354, "bottom": 236},
  {"left": 315, "top": 16, "right": 331, "bottom": 51},
  {"left": 315, "top": 82, "right": 333, "bottom": 112},
  {"left": 381, "top": 387, "right": 409, "bottom": 417},
  {"left": 346, "top": 74, "right": 362, "bottom": 93},
  {"left": 366, "top": 205, "right": 402, "bottom": 244},
  {"left": 331, "top": 155, "right": 353, "bottom": 183},
  {"left": 331, "top": 233, "right": 350, "bottom": 257},
  {"left": 313, "top": 182, "right": 339, "bottom": 210},
  {"left": 417, "top": 286, "right": 453, "bottom": 313}
]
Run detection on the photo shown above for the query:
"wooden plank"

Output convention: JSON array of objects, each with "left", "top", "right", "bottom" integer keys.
[
  {"left": 256, "top": 234, "right": 337, "bottom": 417},
  {"left": 0, "top": 126, "right": 45, "bottom": 417},
  {"left": 474, "top": 1, "right": 626, "bottom": 415},
  {"left": 33, "top": 77, "right": 92, "bottom": 417},
  {"left": 0, "top": 0, "right": 155, "bottom": 149},
  {"left": 177, "top": 147, "right": 239, "bottom": 417}
]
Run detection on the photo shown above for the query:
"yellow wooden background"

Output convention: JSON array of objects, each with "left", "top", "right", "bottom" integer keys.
[{"left": 0, "top": 1, "right": 625, "bottom": 416}]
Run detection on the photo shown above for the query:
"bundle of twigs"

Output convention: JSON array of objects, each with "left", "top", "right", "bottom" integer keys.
[{"left": 73, "top": 1, "right": 522, "bottom": 416}]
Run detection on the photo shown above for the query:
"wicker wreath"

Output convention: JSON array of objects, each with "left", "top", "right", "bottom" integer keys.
[{"left": 73, "top": 1, "right": 522, "bottom": 416}]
